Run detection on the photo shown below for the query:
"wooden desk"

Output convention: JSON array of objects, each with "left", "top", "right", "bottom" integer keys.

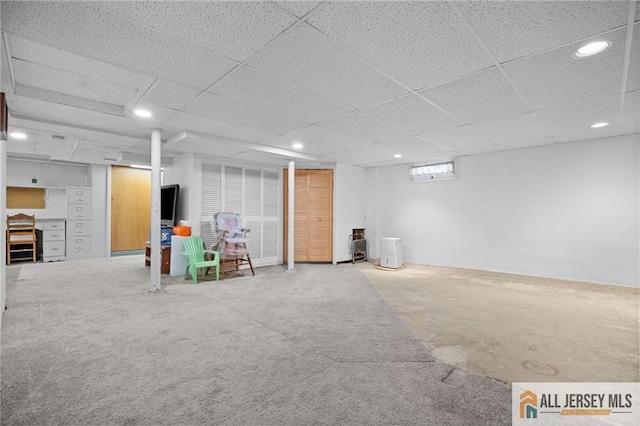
[{"left": 145, "top": 243, "right": 171, "bottom": 274}]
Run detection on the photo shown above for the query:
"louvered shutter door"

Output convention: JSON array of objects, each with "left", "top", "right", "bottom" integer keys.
[
  {"left": 262, "top": 171, "right": 278, "bottom": 261},
  {"left": 224, "top": 166, "right": 243, "bottom": 214},
  {"left": 200, "top": 163, "right": 279, "bottom": 266},
  {"left": 201, "top": 163, "right": 222, "bottom": 248}
]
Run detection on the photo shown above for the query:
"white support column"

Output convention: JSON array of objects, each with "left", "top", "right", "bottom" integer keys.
[
  {"left": 0, "top": 135, "right": 6, "bottom": 321},
  {"left": 287, "top": 161, "right": 295, "bottom": 271},
  {"left": 149, "top": 129, "right": 162, "bottom": 291}
]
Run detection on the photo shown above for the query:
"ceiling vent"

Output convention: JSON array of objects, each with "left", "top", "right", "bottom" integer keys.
[{"left": 50, "top": 134, "right": 65, "bottom": 140}]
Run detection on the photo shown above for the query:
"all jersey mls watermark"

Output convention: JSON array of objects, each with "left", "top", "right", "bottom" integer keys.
[{"left": 512, "top": 382, "right": 639, "bottom": 425}]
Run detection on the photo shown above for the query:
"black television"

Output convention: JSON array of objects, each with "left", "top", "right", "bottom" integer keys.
[{"left": 160, "top": 184, "right": 180, "bottom": 227}]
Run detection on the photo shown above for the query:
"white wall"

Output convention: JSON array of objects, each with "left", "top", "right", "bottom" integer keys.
[
  {"left": 333, "top": 163, "right": 366, "bottom": 263},
  {"left": 366, "top": 134, "right": 640, "bottom": 287},
  {"left": 163, "top": 153, "right": 200, "bottom": 234},
  {"left": 89, "top": 164, "right": 109, "bottom": 258}
]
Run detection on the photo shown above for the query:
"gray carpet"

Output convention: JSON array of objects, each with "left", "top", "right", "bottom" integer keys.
[{"left": 1, "top": 256, "right": 510, "bottom": 425}]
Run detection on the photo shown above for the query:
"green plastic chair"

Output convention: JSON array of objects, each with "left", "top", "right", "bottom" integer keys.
[{"left": 182, "top": 236, "right": 220, "bottom": 284}]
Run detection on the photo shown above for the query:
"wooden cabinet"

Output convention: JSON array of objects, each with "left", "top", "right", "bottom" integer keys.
[
  {"left": 42, "top": 220, "right": 66, "bottom": 262},
  {"left": 284, "top": 169, "right": 333, "bottom": 262},
  {"left": 66, "top": 187, "right": 92, "bottom": 259},
  {"left": 145, "top": 244, "right": 171, "bottom": 274}
]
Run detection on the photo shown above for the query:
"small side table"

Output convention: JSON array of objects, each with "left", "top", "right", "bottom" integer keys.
[{"left": 145, "top": 242, "right": 171, "bottom": 274}]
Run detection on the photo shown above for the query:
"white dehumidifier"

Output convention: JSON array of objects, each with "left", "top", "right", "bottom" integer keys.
[{"left": 380, "top": 237, "right": 403, "bottom": 268}]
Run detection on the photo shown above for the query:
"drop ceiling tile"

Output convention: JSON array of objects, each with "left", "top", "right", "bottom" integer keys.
[
  {"left": 7, "top": 116, "right": 144, "bottom": 148},
  {"left": 317, "top": 112, "right": 411, "bottom": 144},
  {"left": 267, "top": 125, "right": 373, "bottom": 150},
  {"left": 314, "top": 153, "right": 358, "bottom": 166},
  {"left": 163, "top": 112, "right": 276, "bottom": 144},
  {"left": 424, "top": 112, "right": 550, "bottom": 151},
  {"left": 536, "top": 96, "right": 620, "bottom": 137},
  {"left": 227, "top": 151, "right": 291, "bottom": 167},
  {"left": 362, "top": 94, "right": 462, "bottom": 135},
  {"left": 420, "top": 67, "right": 530, "bottom": 125},
  {"left": 319, "top": 143, "right": 398, "bottom": 167},
  {"left": 71, "top": 142, "right": 122, "bottom": 161},
  {"left": 504, "top": 28, "right": 628, "bottom": 111},
  {"left": 7, "top": 95, "right": 176, "bottom": 137},
  {"left": 364, "top": 157, "right": 418, "bottom": 168},
  {"left": 455, "top": 137, "right": 556, "bottom": 156},
  {"left": 7, "top": 35, "right": 154, "bottom": 89},
  {"left": 9, "top": 132, "right": 77, "bottom": 156},
  {"left": 15, "top": 84, "right": 123, "bottom": 116},
  {"left": 183, "top": 92, "right": 308, "bottom": 135},
  {"left": 124, "top": 102, "right": 178, "bottom": 125},
  {"left": 276, "top": 1, "right": 321, "bottom": 18},
  {"left": 12, "top": 59, "right": 136, "bottom": 107},
  {"left": 387, "top": 136, "right": 455, "bottom": 161},
  {"left": 245, "top": 23, "right": 408, "bottom": 109},
  {"left": 164, "top": 138, "right": 248, "bottom": 158},
  {"left": 95, "top": 1, "right": 295, "bottom": 62},
  {"left": 276, "top": 141, "right": 338, "bottom": 156},
  {"left": 552, "top": 124, "right": 638, "bottom": 144},
  {"left": 210, "top": 66, "right": 350, "bottom": 123},
  {"left": 626, "top": 23, "right": 640, "bottom": 92},
  {"left": 263, "top": 135, "right": 342, "bottom": 156},
  {"left": 6, "top": 35, "right": 155, "bottom": 89},
  {"left": 458, "top": 1, "right": 629, "bottom": 62},
  {"left": 1, "top": 1, "right": 237, "bottom": 90},
  {"left": 621, "top": 90, "right": 640, "bottom": 128},
  {"left": 164, "top": 143, "right": 244, "bottom": 160},
  {"left": 141, "top": 81, "right": 201, "bottom": 111},
  {"left": 542, "top": 91, "right": 640, "bottom": 144},
  {"left": 307, "top": 2, "right": 494, "bottom": 90}
]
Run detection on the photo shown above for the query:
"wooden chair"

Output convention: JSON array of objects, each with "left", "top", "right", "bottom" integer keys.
[
  {"left": 181, "top": 236, "right": 220, "bottom": 284},
  {"left": 6, "top": 214, "right": 37, "bottom": 265}
]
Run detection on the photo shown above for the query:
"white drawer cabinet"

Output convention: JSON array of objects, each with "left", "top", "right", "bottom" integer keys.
[
  {"left": 66, "top": 220, "right": 91, "bottom": 236},
  {"left": 67, "top": 188, "right": 91, "bottom": 204},
  {"left": 66, "top": 187, "right": 92, "bottom": 259},
  {"left": 42, "top": 220, "right": 66, "bottom": 262},
  {"left": 66, "top": 236, "right": 91, "bottom": 258},
  {"left": 44, "top": 221, "right": 65, "bottom": 232},
  {"left": 43, "top": 241, "right": 66, "bottom": 261},
  {"left": 67, "top": 203, "right": 92, "bottom": 220}
]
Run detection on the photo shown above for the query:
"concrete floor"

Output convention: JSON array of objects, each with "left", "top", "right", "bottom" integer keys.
[{"left": 359, "top": 262, "right": 640, "bottom": 384}]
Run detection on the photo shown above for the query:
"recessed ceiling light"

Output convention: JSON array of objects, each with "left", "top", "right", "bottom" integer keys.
[
  {"left": 130, "top": 164, "right": 152, "bottom": 170},
  {"left": 393, "top": 154, "right": 402, "bottom": 158},
  {"left": 573, "top": 41, "right": 610, "bottom": 58},
  {"left": 590, "top": 122, "right": 609, "bottom": 128},
  {"left": 292, "top": 142, "right": 303, "bottom": 149},
  {"left": 10, "top": 131, "right": 27, "bottom": 140},
  {"left": 133, "top": 109, "right": 152, "bottom": 118}
]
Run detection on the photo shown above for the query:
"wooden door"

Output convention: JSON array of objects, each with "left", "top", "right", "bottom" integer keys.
[
  {"left": 111, "top": 166, "right": 151, "bottom": 251},
  {"left": 284, "top": 169, "right": 333, "bottom": 262}
]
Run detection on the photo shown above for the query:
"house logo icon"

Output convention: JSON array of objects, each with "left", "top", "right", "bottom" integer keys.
[{"left": 520, "top": 390, "right": 538, "bottom": 419}]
